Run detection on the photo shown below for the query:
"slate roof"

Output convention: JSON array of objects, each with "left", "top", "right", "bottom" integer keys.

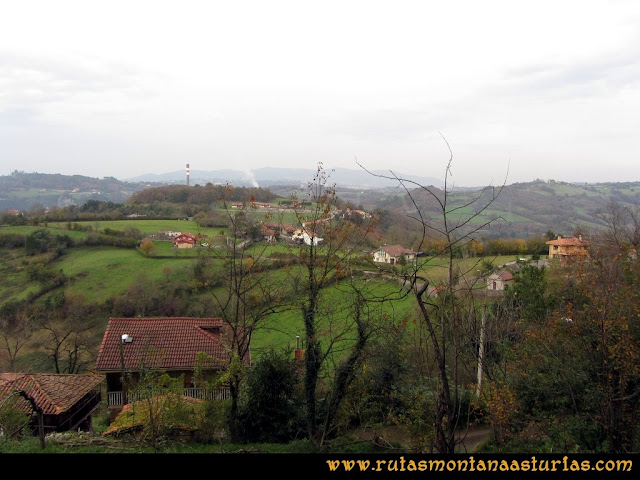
[
  {"left": 95, "top": 317, "right": 238, "bottom": 372},
  {"left": 0, "top": 373, "right": 103, "bottom": 415}
]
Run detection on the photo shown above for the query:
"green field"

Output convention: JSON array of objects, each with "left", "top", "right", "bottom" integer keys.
[
  {"left": 250, "top": 272, "right": 418, "bottom": 357},
  {"left": 0, "top": 220, "right": 527, "bottom": 364},
  {"left": 47, "top": 219, "right": 225, "bottom": 238},
  {"left": 51, "top": 246, "right": 201, "bottom": 302},
  {"left": 46, "top": 211, "right": 303, "bottom": 237}
]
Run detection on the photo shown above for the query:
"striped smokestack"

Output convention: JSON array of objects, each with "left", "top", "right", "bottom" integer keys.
[{"left": 186, "top": 163, "right": 190, "bottom": 186}]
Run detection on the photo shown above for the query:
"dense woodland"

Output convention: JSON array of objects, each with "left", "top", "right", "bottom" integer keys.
[{"left": 0, "top": 170, "right": 639, "bottom": 454}]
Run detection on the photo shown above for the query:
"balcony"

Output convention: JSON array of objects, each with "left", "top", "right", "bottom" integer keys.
[{"left": 107, "top": 387, "right": 230, "bottom": 407}]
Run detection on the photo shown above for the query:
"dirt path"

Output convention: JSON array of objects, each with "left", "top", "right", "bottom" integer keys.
[
  {"left": 455, "top": 427, "right": 493, "bottom": 453},
  {"left": 354, "top": 425, "right": 493, "bottom": 453}
]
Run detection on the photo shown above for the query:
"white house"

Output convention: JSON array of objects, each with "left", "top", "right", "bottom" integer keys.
[
  {"left": 486, "top": 270, "right": 514, "bottom": 291},
  {"left": 372, "top": 244, "right": 416, "bottom": 265},
  {"left": 292, "top": 228, "right": 323, "bottom": 246}
]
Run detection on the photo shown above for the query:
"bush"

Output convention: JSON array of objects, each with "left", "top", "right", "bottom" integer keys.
[
  {"left": 0, "top": 399, "right": 30, "bottom": 439},
  {"left": 237, "top": 349, "right": 304, "bottom": 443},
  {"left": 0, "top": 233, "right": 25, "bottom": 248}
]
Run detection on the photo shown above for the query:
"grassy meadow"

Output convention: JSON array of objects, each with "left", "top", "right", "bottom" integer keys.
[{"left": 0, "top": 218, "right": 525, "bottom": 364}]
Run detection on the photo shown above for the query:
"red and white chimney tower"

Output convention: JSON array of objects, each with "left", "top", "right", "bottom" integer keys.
[{"left": 186, "top": 163, "right": 190, "bottom": 186}]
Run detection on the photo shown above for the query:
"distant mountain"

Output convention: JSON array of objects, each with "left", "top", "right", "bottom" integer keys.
[
  {"left": 127, "top": 167, "right": 444, "bottom": 189},
  {"left": 4, "top": 171, "right": 639, "bottom": 243},
  {"left": 0, "top": 171, "right": 158, "bottom": 210}
]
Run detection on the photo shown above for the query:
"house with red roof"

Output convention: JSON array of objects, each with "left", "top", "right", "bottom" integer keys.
[
  {"left": 261, "top": 222, "right": 297, "bottom": 243},
  {"left": 95, "top": 317, "right": 246, "bottom": 413},
  {"left": 546, "top": 235, "right": 589, "bottom": 261},
  {"left": 486, "top": 270, "right": 514, "bottom": 291},
  {"left": 172, "top": 233, "right": 199, "bottom": 249},
  {"left": 0, "top": 373, "right": 103, "bottom": 435},
  {"left": 372, "top": 244, "right": 416, "bottom": 265}
]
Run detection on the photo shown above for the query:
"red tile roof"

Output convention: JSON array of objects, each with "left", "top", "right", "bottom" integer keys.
[
  {"left": 172, "top": 233, "right": 198, "bottom": 245},
  {"left": 380, "top": 244, "right": 415, "bottom": 258},
  {"left": 0, "top": 373, "right": 103, "bottom": 415},
  {"left": 95, "top": 317, "right": 239, "bottom": 372},
  {"left": 498, "top": 271, "right": 513, "bottom": 281},
  {"left": 546, "top": 236, "right": 588, "bottom": 246}
]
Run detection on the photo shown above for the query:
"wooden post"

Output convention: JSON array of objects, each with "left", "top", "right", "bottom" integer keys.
[{"left": 18, "top": 391, "right": 45, "bottom": 449}]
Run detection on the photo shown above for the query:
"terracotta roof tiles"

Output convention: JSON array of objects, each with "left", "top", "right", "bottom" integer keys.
[
  {"left": 546, "top": 236, "right": 589, "bottom": 246},
  {"left": 95, "top": 317, "right": 240, "bottom": 372},
  {"left": 380, "top": 244, "right": 415, "bottom": 258},
  {"left": 0, "top": 373, "right": 103, "bottom": 415}
]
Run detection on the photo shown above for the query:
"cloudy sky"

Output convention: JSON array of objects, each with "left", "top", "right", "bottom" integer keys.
[{"left": 1, "top": 0, "right": 639, "bottom": 186}]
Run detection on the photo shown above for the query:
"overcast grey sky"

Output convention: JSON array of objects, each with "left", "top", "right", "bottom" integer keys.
[{"left": 1, "top": 0, "right": 639, "bottom": 186}]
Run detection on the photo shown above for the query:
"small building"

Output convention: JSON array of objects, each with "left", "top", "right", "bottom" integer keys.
[
  {"left": 292, "top": 228, "right": 324, "bottom": 246},
  {"left": 261, "top": 225, "right": 278, "bottom": 243},
  {"left": 302, "top": 229, "right": 323, "bottom": 246},
  {"left": 372, "top": 244, "right": 416, "bottom": 265},
  {"left": 0, "top": 373, "right": 103, "bottom": 435},
  {"left": 546, "top": 235, "right": 589, "bottom": 261},
  {"left": 158, "top": 230, "right": 182, "bottom": 239},
  {"left": 250, "top": 201, "right": 271, "bottom": 209},
  {"left": 486, "top": 270, "right": 514, "bottom": 291},
  {"left": 343, "top": 208, "right": 371, "bottom": 220},
  {"left": 95, "top": 317, "right": 246, "bottom": 418},
  {"left": 261, "top": 223, "right": 297, "bottom": 242},
  {"left": 172, "top": 233, "right": 198, "bottom": 249},
  {"left": 280, "top": 224, "right": 297, "bottom": 239}
]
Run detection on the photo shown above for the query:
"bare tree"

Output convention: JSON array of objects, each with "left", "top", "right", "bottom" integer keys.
[
  {"left": 596, "top": 200, "right": 640, "bottom": 253},
  {"left": 293, "top": 164, "right": 379, "bottom": 446},
  {"left": 206, "top": 192, "right": 290, "bottom": 443},
  {"left": 0, "top": 308, "right": 35, "bottom": 371},
  {"left": 359, "top": 139, "right": 507, "bottom": 453},
  {"left": 33, "top": 294, "right": 99, "bottom": 374}
]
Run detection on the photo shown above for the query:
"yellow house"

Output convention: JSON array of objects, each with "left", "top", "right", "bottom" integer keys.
[{"left": 546, "top": 235, "right": 589, "bottom": 260}]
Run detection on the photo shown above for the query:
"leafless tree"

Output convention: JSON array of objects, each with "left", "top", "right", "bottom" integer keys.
[
  {"left": 596, "top": 200, "right": 640, "bottom": 254},
  {"left": 0, "top": 308, "right": 35, "bottom": 371},
  {"left": 293, "top": 164, "right": 379, "bottom": 446},
  {"left": 205, "top": 190, "right": 290, "bottom": 443},
  {"left": 358, "top": 138, "right": 507, "bottom": 453}
]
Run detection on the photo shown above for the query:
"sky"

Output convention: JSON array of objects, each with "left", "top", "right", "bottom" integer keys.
[{"left": 0, "top": 0, "right": 639, "bottom": 187}]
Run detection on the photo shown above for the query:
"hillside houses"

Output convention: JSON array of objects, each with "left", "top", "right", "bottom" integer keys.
[{"left": 260, "top": 223, "right": 297, "bottom": 243}]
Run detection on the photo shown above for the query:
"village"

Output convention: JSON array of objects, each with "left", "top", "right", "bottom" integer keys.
[{"left": 0, "top": 223, "right": 592, "bottom": 445}]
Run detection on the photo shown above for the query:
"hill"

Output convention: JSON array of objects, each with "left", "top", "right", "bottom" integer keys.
[
  {"left": 3, "top": 171, "right": 640, "bottom": 241},
  {"left": 344, "top": 179, "right": 640, "bottom": 244},
  {"left": 126, "top": 166, "right": 444, "bottom": 189},
  {"left": 0, "top": 171, "right": 160, "bottom": 210}
]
